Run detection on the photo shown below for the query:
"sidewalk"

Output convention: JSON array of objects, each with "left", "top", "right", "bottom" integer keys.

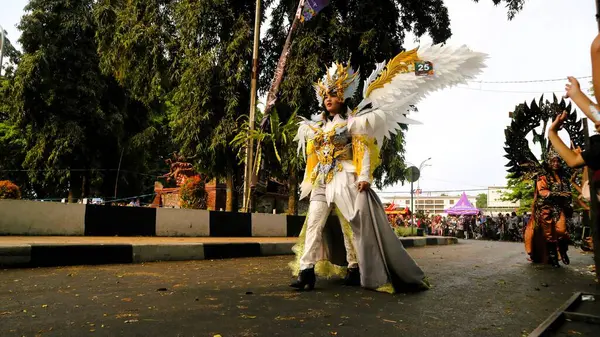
[{"left": 0, "top": 235, "right": 458, "bottom": 268}]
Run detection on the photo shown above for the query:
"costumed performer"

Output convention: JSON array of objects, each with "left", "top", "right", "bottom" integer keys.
[
  {"left": 289, "top": 44, "right": 487, "bottom": 293},
  {"left": 524, "top": 149, "right": 572, "bottom": 267}
]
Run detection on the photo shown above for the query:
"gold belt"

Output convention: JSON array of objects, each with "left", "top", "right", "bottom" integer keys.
[{"left": 311, "top": 145, "right": 353, "bottom": 184}]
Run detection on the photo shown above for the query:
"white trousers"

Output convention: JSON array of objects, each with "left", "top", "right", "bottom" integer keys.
[{"left": 299, "top": 199, "right": 358, "bottom": 270}]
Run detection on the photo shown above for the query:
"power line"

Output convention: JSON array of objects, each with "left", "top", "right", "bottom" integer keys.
[
  {"left": 467, "top": 75, "right": 592, "bottom": 84},
  {"left": 0, "top": 168, "right": 161, "bottom": 178},
  {"left": 376, "top": 188, "right": 489, "bottom": 194},
  {"left": 455, "top": 86, "right": 593, "bottom": 94}
]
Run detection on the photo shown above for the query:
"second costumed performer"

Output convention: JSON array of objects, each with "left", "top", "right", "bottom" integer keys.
[{"left": 289, "top": 44, "right": 487, "bottom": 293}]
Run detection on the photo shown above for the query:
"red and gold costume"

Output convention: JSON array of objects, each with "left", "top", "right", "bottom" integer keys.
[{"left": 525, "top": 153, "right": 571, "bottom": 267}]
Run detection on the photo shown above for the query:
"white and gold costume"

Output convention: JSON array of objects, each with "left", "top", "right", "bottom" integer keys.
[{"left": 290, "top": 44, "right": 487, "bottom": 291}]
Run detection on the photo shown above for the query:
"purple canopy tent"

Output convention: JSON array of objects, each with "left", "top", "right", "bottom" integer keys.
[{"left": 444, "top": 192, "right": 480, "bottom": 215}]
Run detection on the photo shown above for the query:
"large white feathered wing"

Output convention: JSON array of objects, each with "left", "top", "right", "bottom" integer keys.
[{"left": 348, "top": 44, "right": 487, "bottom": 147}]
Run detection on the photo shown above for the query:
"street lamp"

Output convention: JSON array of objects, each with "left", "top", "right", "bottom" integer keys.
[{"left": 407, "top": 157, "right": 431, "bottom": 232}]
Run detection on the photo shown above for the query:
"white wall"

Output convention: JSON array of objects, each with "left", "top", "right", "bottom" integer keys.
[
  {"left": 0, "top": 200, "right": 85, "bottom": 235},
  {"left": 487, "top": 188, "right": 519, "bottom": 208},
  {"left": 155, "top": 208, "right": 210, "bottom": 236}
]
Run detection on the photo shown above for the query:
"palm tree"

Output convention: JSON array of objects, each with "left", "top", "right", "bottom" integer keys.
[{"left": 232, "top": 109, "right": 304, "bottom": 214}]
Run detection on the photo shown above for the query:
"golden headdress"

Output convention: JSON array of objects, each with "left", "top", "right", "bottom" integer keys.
[
  {"left": 313, "top": 61, "right": 360, "bottom": 105},
  {"left": 546, "top": 147, "right": 561, "bottom": 162}
]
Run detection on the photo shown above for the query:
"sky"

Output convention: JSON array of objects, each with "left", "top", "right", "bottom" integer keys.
[{"left": 1, "top": 0, "right": 598, "bottom": 199}]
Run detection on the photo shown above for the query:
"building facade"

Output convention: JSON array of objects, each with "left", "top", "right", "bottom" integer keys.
[
  {"left": 486, "top": 186, "right": 519, "bottom": 213},
  {"left": 382, "top": 194, "right": 477, "bottom": 216}
]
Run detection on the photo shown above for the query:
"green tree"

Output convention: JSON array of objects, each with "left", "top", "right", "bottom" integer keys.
[
  {"left": 0, "top": 29, "right": 28, "bottom": 194},
  {"left": 262, "top": 0, "right": 453, "bottom": 192},
  {"left": 169, "top": 0, "right": 262, "bottom": 211},
  {"left": 96, "top": 0, "right": 267, "bottom": 211},
  {"left": 11, "top": 0, "right": 164, "bottom": 201},
  {"left": 476, "top": 193, "right": 488, "bottom": 209},
  {"left": 232, "top": 109, "right": 304, "bottom": 214},
  {"left": 502, "top": 174, "right": 534, "bottom": 215},
  {"left": 473, "top": 0, "right": 526, "bottom": 19}
]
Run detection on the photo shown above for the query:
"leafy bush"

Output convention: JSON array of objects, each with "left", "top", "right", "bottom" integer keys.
[
  {"left": 179, "top": 175, "right": 207, "bottom": 209},
  {"left": 394, "top": 226, "right": 418, "bottom": 237},
  {"left": 0, "top": 180, "right": 21, "bottom": 199}
]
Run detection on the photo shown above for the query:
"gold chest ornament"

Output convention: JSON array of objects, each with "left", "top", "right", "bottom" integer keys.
[{"left": 309, "top": 123, "right": 353, "bottom": 184}]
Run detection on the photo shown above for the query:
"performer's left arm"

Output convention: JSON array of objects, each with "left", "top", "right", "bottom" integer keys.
[
  {"left": 350, "top": 117, "right": 378, "bottom": 192},
  {"left": 357, "top": 142, "right": 372, "bottom": 192}
]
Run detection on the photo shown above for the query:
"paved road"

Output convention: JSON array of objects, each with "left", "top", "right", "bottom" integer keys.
[{"left": 1, "top": 240, "right": 597, "bottom": 337}]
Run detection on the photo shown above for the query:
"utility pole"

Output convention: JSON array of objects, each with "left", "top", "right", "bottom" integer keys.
[
  {"left": 410, "top": 180, "right": 414, "bottom": 229},
  {"left": 590, "top": 0, "right": 600, "bottom": 282},
  {"left": 0, "top": 25, "right": 5, "bottom": 77},
  {"left": 242, "top": 0, "right": 262, "bottom": 212}
]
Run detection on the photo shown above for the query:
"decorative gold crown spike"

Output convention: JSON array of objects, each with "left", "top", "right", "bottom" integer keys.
[{"left": 313, "top": 61, "right": 359, "bottom": 105}]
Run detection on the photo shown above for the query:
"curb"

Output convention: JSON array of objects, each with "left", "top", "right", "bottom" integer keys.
[{"left": 0, "top": 237, "right": 457, "bottom": 268}]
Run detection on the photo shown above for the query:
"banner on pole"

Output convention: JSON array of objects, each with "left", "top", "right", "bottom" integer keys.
[{"left": 301, "top": 0, "right": 330, "bottom": 22}]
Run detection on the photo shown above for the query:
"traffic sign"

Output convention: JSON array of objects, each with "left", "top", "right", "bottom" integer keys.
[{"left": 405, "top": 166, "right": 420, "bottom": 182}]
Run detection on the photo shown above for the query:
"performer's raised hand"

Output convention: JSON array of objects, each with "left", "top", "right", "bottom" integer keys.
[
  {"left": 564, "top": 76, "right": 581, "bottom": 99},
  {"left": 357, "top": 181, "right": 371, "bottom": 192},
  {"left": 549, "top": 111, "right": 568, "bottom": 131}
]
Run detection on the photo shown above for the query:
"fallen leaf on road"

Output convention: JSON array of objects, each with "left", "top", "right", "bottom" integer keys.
[
  {"left": 383, "top": 319, "right": 397, "bottom": 323},
  {"left": 275, "top": 316, "right": 296, "bottom": 321},
  {"left": 330, "top": 332, "right": 338, "bottom": 335},
  {"left": 568, "top": 330, "right": 582, "bottom": 335},
  {"left": 240, "top": 314, "right": 256, "bottom": 319},
  {"left": 115, "top": 313, "right": 139, "bottom": 319},
  {"left": 214, "top": 335, "right": 222, "bottom": 337},
  {"left": 41, "top": 305, "right": 48, "bottom": 308},
  {"left": 121, "top": 298, "right": 132, "bottom": 302}
]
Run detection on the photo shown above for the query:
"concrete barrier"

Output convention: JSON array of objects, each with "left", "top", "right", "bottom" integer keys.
[
  {"left": 0, "top": 200, "right": 85, "bottom": 236},
  {"left": 132, "top": 244, "right": 205, "bottom": 262},
  {"left": 0, "top": 245, "right": 31, "bottom": 265},
  {"left": 251, "top": 213, "right": 287, "bottom": 237},
  {"left": 156, "top": 208, "right": 210, "bottom": 236}
]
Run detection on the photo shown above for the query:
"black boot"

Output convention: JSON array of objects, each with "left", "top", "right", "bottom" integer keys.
[
  {"left": 290, "top": 268, "right": 316, "bottom": 290},
  {"left": 547, "top": 242, "right": 560, "bottom": 268},
  {"left": 343, "top": 267, "right": 361, "bottom": 286},
  {"left": 558, "top": 239, "right": 570, "bottom": 265}
]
